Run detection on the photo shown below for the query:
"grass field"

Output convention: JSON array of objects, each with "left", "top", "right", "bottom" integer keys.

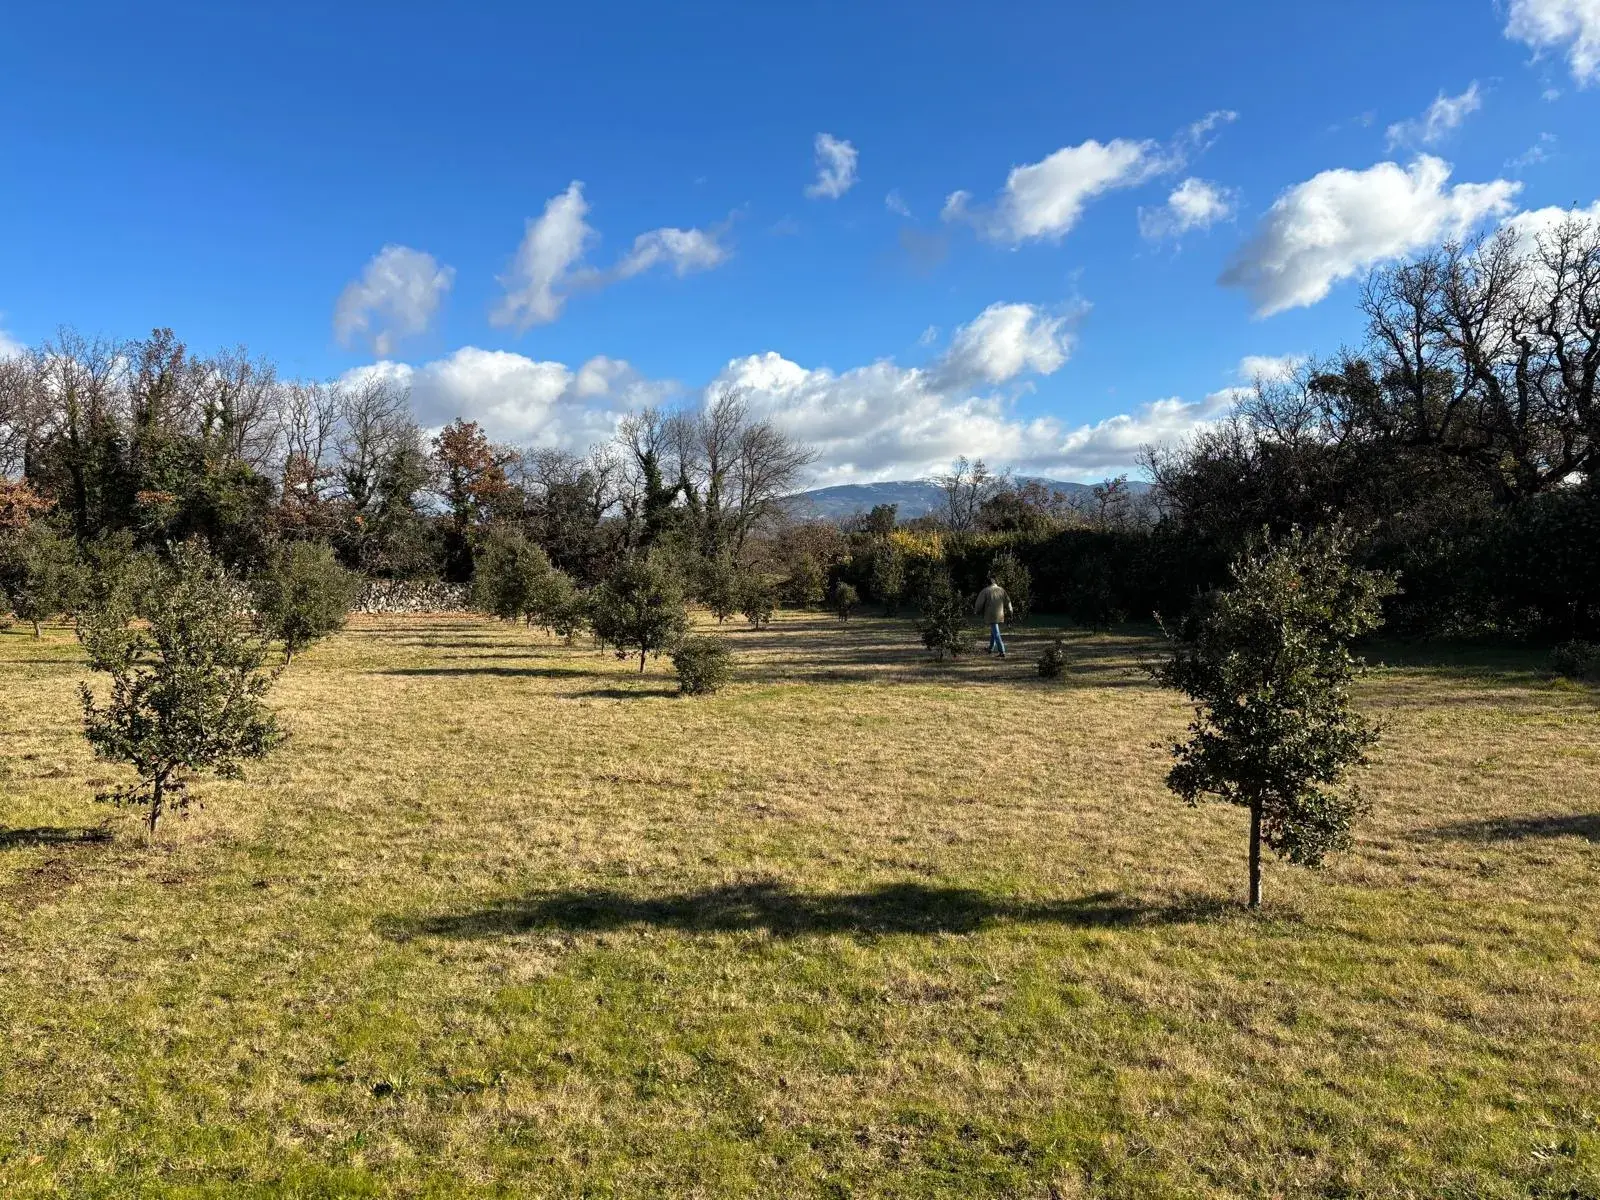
[{"left": 2, "top": 611, "right": 1598, "bottom": 1198}]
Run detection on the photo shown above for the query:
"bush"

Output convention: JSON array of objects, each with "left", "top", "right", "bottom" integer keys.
[
  {"left": 589, "top": 555, "right": 688, "bottom": 672},
  {"left": 990, "top": 550, "right": 1032, "bottom": 622},
  {"left": 1038, "top": 637, "right": 1068, "bottom": 679},
  {"left": 833, "top": 581, "right": 860, "bottom": 622},
  {"left": 671, "top": 635, "right": 733, "bottom": 695},
  {"left": 78, "top": 542, "right": 282, "bottom": 836},
  {"left": 740, "top": 576, "right": 776, "bottom": 628},
  {"left": 254, "top": 541, "right": 358, "bottom": 662},
  {"left": 1552, "top": 639, "right": 1600, "bottom": 681},
  {"left": 540, "top": 570, "right": 588, "bottom": 642},
  {"left": 916, "top": 571, "right": 969, "bottom": 660}
]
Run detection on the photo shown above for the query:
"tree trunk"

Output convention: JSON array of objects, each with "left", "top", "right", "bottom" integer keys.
[
  {"left": 32, "top": 618, "right": 41, "bottom": 639},
  {"left": 639, "top": 645, "right": 647, "bottom": 673},
  {"left": 148, "top": 773, "right": 165, "bottom": 837},
  {"left": 1248, "top": 800, "right": 1263, "bottom": 909}
]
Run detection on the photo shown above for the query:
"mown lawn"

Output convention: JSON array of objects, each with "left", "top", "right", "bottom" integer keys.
[{"left": 1, "top": 612, "right": 1597, "bottom": 1198}]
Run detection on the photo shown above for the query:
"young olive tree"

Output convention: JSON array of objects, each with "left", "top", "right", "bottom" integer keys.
[
  {"left": 1151, "top": 526, "right": 1393, "bottom": 908},
  {"left": 589, "top": 555, "right": 688, "bottom": 672},
  {"left": 78, "top": 542, "right": 282, "bottom": 836},
  {"left": 254, "top": 540, "right": 358, "bottom": 663},
  {"left": 0, "top": 519, "right": 83, "bottom": 638},
  {"left": 916, "top": 570, "right": 969, "bottom": 660},
  {"left": 471, "top": 526, "right": 556, "bottom": 625}
]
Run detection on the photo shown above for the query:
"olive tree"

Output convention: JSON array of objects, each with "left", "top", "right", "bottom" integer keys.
[
  {"left": 589, "top": 555, "right": 688, "bottom": 672},
  {"left": 78, "top": 542, "right": 282, "bottom": 836},
  {"left": 253, "top": 540, "right": 358, "bottom": 663},
  {"left": 471, "top": 526, "right": 557, "bottom": 625},
  {"left": 1151, "top": 525, "right": 1393, "bottom": 908},
  {"left": 0, "top": 519, "right": 83, "bottom": 638}
]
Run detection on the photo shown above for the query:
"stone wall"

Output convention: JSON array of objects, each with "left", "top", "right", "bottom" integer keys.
[{"left": 353, "top": 579, "right": 471, "bottom": 614}]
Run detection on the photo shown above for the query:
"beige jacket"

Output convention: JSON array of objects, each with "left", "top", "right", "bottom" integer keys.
[{"left": 973, "top": 584, "right": 1012, "bottom": 624}]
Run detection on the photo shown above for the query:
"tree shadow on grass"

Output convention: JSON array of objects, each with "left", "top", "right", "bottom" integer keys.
[
  {"left": 1429, "top": 813, "right": 1600, "bottom": 843},
  {"left": 565, "top": 686, "right": 679, "bottom": 700},
  {"left": 373, "top": 665, "right": 591, "bottom": 679},
  {"left": 0, "top": 826, "right": 113, "bottom": 850},
  {"left": 387, "top": 880, "right": 1227, "bottom": 941}
]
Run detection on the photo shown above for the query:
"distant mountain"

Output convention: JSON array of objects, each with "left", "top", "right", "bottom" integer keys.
[{"left": 788, "top": 476, "right": 1147, "bottom": 521}]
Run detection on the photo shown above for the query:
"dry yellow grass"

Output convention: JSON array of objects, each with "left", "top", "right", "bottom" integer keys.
[{"left": 1, "top": 611, "right": 1597, "bottom": 1197}]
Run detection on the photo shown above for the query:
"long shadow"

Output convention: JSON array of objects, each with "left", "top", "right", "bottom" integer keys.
[
  {"left": 388, "top": 880, "right": 1227, "bottom": 941},
  {"left": 1429, "top": 813, "right": 1600, "bottom": 843},
  {"left": 0, "top": 826, "right": 113, "bottom": 850},
  {"left": 566, "top": 686, "right": 679, "bottom": 701},
  {"left": 373, "top": 665, "right": 591, "bottom": 679}
]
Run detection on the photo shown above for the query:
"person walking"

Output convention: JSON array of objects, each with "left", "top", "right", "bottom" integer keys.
[{"left": 973, "top": 575, "right": 1013, "bottom": 657}]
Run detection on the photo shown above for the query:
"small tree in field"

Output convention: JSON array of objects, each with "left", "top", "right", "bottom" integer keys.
[
  {"left": 916, "top": 570, "right": 969, "bottom": 660},
  {"left": 832, "top": 580, "right": 860, "bottom": 622},
  {"left": 254, "top": 541, "right": 358, "bottom": 663},
  {"left": 701, "top": 553, "right": 741, "bottom": 624},
  {"left": 539, "top": 570, "right": 588, "bottom": 642},
  {"left": 1151, "top": 526, "right": 1393, "bottom": 908},
  {"left": 78, "top": 542, "right": 282, "bottom": 836},
  {"left": 0, "top": 519, "right": 83, "bottom": 638},
  {"left": 471, "top": 526, "right": 556, "bottom": 625},
  {"left": 740, "top": 575, "right": 776, "bottom": 629},
  {"left": 590, "top": 555, "right": 688, "bottom": 672}
]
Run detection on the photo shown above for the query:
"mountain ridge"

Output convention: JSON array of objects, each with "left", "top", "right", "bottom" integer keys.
[{"left": 788, "top": 476, "right": 1148, "bottom": 520}]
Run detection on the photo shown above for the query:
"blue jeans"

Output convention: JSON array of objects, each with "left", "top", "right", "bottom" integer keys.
[{"left": 988, "top": 623, "right": 1006, "bottom": 655}]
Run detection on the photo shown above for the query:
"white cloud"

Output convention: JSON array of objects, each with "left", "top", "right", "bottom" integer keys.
[
  {"left": 1220, "top": 155, "right": 1521, "bottom": 316},
  {"left": 492, "top": 182, "right": 730, "bottom": 330},
  {"left": 0, "top": 325, "right": 24, "bottom": 359},
  {"left": 1500, "top": 198, "right": 1600, "bottom": 254},
  {"left": 1385, "top": 83, "right": 1483, "bottom": 149},
  {"left": 884, "top": 189, "right": 911, "bottom": 218},
  {"left": 333, "top": 245, "right": 454, "bottom": 355},
  {"left": 355, "top": 300, "right": 1247, "bottom": 485},
  {"left": 491, "top": 182, "right": 595, "bottom": 330},
  {"left": 934, "top": 302, "right": 1078, "bottom": 388},
  {"left": 1507, "top": 0, "right": 1600, "bottom": 86},
  {"left": 346, "top": 346, "right": 673, "bottom": 448},
  {"left": 945, "top": 137, "right": 1162, "bottom": 243},
  {"left": 805, "top": 133, "right": 859, "bottom": 200},
  {"left": 1139, "top": 177, "right": 1237, "bottom": 239},
  {"left": 1235, "top": 354, "right": 1305, "bottom": 384},
  {"left": 610, "top": 227, "right": 729, "bottom": 280},
  {"left": 1507, "top": 132, "right": 1558, "bottom": 169}
]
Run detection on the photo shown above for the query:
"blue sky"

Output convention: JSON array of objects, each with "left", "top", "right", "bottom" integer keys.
[{"left": 2, "top": 0, "right": 1597, "bottom": 483}]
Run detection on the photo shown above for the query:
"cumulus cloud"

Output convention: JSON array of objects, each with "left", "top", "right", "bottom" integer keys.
[
  {"left": 333, "top": 245, "right": 454, "bottom": 356},
  {"left": 1500, "top": 198, "right": 1600, "bottom": 255},
  {"left": 347, "top": 346, "right": 673, "bottom": 448},
  {"left": 1385, "top": 83, "right": 1483, "bottom": 149},
  {"left": 491, "top": 182, "right": 730, "bottom": 330},
  {"left": 934, "top": 302, "right": 1079, "bottom": 388},
  {"left": 1507, "top": 0, "right": 1600, "bottom": 85},
  {"left": 945, "top": 137, "right": 1162, "bottom": 243},
  {"left": 0, "top": 324, "right": 24, "bottom": 359},
  {"left": 805, "top": 133, "right": 858, "bottom": 200},
  {"left": 943, "top": 113, "right": 1236, "bottom": 245},
  {"left": 1139, "top": 177, "right": 1237, "bottom": 239},
  {"left": 353, "top": 301, "right": 1255, "bottom": 485},
  {"left": 1235, "top": 354, "right": 1305, "bottom": 384},
  {"left": 1220, "top": 155, "right": 1521, "bottom": 316}
]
